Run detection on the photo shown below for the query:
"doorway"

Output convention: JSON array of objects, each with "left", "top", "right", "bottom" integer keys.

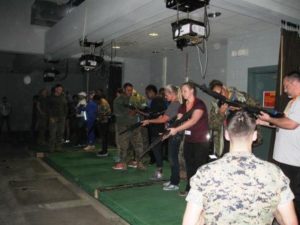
[{"left": 248, "top": 65, "right": 277, "bottom": 160}]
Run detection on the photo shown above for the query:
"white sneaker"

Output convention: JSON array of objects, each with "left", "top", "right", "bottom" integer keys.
[
  {"left": 149, "top": 171, "right": 163, "bottom": 181},
  {"left": 163, "top": 184, "right": 179, "bottom": 191},
  {"left": 83, "top": 145, "right": 95, "bottom": 151},
  {"left": 163, "top": 181, "right": 171, "bottom": 187}
]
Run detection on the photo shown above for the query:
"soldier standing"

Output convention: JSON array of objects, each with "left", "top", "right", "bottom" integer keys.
[
  {"left": 36, "top": 88, "right": 49, "bottom": 145},
  {"left": 47, "top": 84, "right": 68, "bottom": 152},
  {"left": 209, "top": 79, "right": 262, "bottom": 157},
  {"left": 112, "top": 83, "right": 145, "bottom": 170},
  {"left": 183, "top": 110, "right": 297, "bottom": 225}
]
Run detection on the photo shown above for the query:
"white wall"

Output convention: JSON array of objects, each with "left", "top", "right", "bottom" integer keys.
[
  {"left": 226, "top": 27, "right": 281, "bottom": 91},
  {"left": 0, "top": 0, "right": 47, "bottom": 54},
  {"left": 149, "top": 42, "right": 228, "bottom": 87},
  {"left": 123, "top": 57, "right": 151, "bottom": 94},
  {"left": 148, "top": 42, "right": 228, "bottom": 106}
]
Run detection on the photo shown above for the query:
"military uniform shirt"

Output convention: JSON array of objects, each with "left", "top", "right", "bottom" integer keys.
[
  {"left": 113, "top": 95, "right": 137, "bottom": 126},
  {"left": 186, "top": 152, "right": 294, "bottom": 225}
]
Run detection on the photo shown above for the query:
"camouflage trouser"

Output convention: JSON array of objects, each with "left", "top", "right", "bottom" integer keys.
[
  {"left": 49, "top": 117, "right": 65, "bottom": 152},
  {"left": 117, "top": 124, "right": 144, "bottom": 163},
  {"left": 36, "top": 115, "right": 48, "bottom": 145}
]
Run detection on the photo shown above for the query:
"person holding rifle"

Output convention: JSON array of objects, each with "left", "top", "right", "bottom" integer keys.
[
  {"left": 257, "top": 71, "right": 300, "bottom": 219},
  {"left": 209, "top": 79, "right": 262, "bottom": 157},
  {"left": 112, "top": 82, "right": 145, "bottom": 170},
  {"left": 142, "top": 84, "right": 183, "bottom": 190},
  {"left": 168, "top": 82, "right": 209, "bottom": 196}
]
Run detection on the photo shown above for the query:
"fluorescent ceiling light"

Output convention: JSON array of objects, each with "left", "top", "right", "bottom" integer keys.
[
  {"left": 208, "top": 12, "right": 221, "bottom": 18},
  {"left": 149, "top": 32, "right": 159, "bottom": 37},
  {"left": 112, "top": 46, "right": 121, "bottom": 49}
]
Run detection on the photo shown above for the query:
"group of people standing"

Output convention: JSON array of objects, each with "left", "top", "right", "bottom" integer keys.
[
  {"left": 33, "top": 84, "right": 111, "bottom": 155},
  {"left": 31, "top": 70, "right": 300, "bottom": 224},
  {"left": 113, "top": 81, "right": 210, "bottom": 196},
  {"left": 112, "top": 72, "right": 300, "bottom": 224}
]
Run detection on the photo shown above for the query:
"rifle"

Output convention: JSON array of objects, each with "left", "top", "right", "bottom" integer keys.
[
  {"left": 195, "top": 83, "right": 284, "bottom": 118},
  {"left": 118, "top": 104, "right": 166, "bottom": 135},
  {"left": 119, "top": 121, "right": 143, "bottom": 135},
  {"left": 124, "top": 104, "right": 165, "bottom": 118},
  {"left": 140, "top": 109, "right": 194, "bottom": 159}
]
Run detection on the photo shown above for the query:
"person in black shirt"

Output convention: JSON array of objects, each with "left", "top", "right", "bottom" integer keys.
[{"left": 144, "top": 85, "right": 167, "bottom": 180}]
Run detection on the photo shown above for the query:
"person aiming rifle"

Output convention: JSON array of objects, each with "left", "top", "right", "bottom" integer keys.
[
  {"left": 207, "top": 80, "right": 262, "bottom": 157},
  {"left": 168, "top": 82, "right": 210, "bottom": 197},
  {"left": 141, "top": 84, "right": 183, "bottom": 190}
]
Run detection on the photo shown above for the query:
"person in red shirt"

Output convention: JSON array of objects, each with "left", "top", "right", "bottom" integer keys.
[{"left": 169, "top": 81, "right": 209, "bottom": 196}]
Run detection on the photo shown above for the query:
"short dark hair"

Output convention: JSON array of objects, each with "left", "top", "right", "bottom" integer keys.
[
  {"left": 123, "top": 82, "right": 133, "bottom": 89},
  {"left": 226, "top": 110, "right": 256, "bottom": 138},
  {"left": 209, "top": 80, "right": 223, "bottom": 91},
  {"left": 116, "top": 88, "right": 123, "bottom": 94},
  {"left": 285, "top": 71, "right": 300, "bottom": 82},
  {"left": 55, "top": 84, "right": 63, "bottom": 89},
  {"left": 145, "top": 84, "right": 158, "bottom": 94},
  {"left": 93, "top": 94, "right": 101, "bottom": 101}
]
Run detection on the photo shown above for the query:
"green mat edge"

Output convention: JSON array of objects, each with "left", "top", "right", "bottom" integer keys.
[
  {"left": 44, "top": 156, "right": 95, "bottom": 194},
  {"left": 44, "top": 155, "right": 163, "bottom": 225},
  {"left": 100, "top": 192, "right": 150, "bottom": 225}
]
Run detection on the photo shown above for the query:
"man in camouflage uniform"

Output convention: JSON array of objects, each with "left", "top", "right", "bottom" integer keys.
[
  {"left": 209, "top": 80, "right": 262, "bottom": 156},
  {"left": 112, "top": 82, "right": 145, "bottom": 170},
  {"left": 47, "top": 84, "right": 68, "bottom": 152},
  {"left": 36, "top": 88, "right": 49, "bottom": 145},
  {"left": 183, "top": 110, "right": 297, "bottom": 225}
]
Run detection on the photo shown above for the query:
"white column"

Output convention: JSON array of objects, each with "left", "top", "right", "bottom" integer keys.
[{"left": 162, "top": 56, "right": 167, "bottom": 86}]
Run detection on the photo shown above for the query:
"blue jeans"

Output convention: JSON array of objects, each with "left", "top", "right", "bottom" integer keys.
[
  {"left": 87, "top": 120, "right": 96, "bottom": 145},
  {"left": 168, "top": 134, "right": 182, "bottom": 185}
]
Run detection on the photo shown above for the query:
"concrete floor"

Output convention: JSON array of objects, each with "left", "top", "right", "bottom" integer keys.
[{"left": 0, "top": 139, "right": 129, "bottom": 225}]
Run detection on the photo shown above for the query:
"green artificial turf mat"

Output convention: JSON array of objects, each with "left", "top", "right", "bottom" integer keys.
[
  {"left": 44, "top": 149, "right": 171, "bottom": 194},
  {"left": 100, "top": 184, "right": 186, "bottom": 225},
  {"left": 44, "top": 148, "right": 187, "bottom": 225}
]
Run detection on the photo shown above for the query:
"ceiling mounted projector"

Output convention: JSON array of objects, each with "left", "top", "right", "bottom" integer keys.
[
  {"left": 43, "top": 68, "right": 60, "bottom": 82},
  {"left": 79, "top": 54, "right": 104, "bottom": 71},
  {"left": 166, "top": 0, "right": 210, "bottom": 12},
  {"left": 172, "top": 19, "right": 206, "bottom": 49},
  {"left": 79, "top": 38, "right": 104, "bottom": 71}
]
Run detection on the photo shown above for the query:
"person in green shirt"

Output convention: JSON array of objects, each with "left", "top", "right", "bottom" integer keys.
[
  {"left": 47, "top": 84, "right": 68, "bottom": 152},
  {"left": 112, "top": 83, "right": 145, "bottom": 170}
]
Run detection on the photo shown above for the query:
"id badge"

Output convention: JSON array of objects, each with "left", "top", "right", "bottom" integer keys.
[{"left": 185, "top": 130, "right": 191, "bottom": 136}]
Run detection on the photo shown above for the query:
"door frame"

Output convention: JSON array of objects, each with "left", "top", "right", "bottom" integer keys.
[{"left": 248, "top": 65, "right": 278, "bottom": 161}]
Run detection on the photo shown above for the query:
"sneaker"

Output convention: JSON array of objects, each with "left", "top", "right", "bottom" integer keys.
[
  {"left": 163, "top": 184, "right": 179, "bottom": 191},
  {"left": 128, "top": 161, "right": 138, "bottom": 168},
  {"left": 150, "top": 171, "right": 163, "bottom": 181},
  {"left": 112, "top": 162, "right": 127, "bottom": 170},
  {"left": 83, "top": 145, "right": 95, "bottom": 151},
  {"left": 163, "top": 181, "right": 171, "bottom": 187},
  {"left": 64, "top": 139, "right": 70, "bottom": 144},
  {"left": 137, "top": 162, "right": 147, "bottom": 170},
  {"left": 96, "top": 151, "right": 108, "bottom": 157},
  {"left": 178, "top": 191, "right": 188, "bottom": 197}
]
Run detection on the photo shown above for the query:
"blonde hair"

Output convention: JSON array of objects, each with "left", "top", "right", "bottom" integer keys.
[{"left": 165, "top": 84, "right": 183, "bottom": 104}]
